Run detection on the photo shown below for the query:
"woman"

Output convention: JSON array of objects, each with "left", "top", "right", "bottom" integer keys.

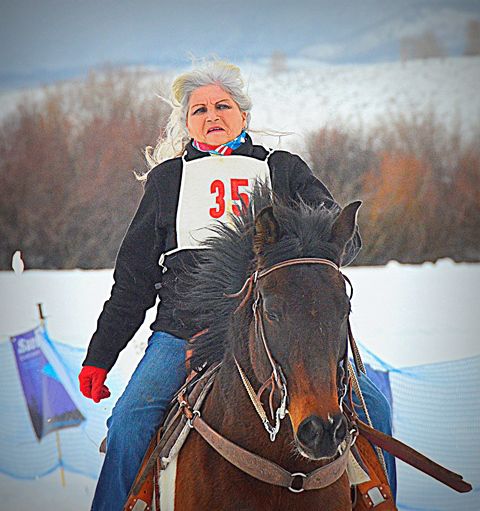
[{"left": 78, "top": 61, "right": 395, "bottom": 510}]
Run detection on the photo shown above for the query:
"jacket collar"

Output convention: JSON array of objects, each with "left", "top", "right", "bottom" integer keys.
[{"left": 185, "top": 133, "right": 256, "bottom": 161}]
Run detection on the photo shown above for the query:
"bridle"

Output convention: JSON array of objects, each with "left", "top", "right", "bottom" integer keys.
[
  {"left": 174, "top": 256, "right": 369, "bottom": 494},
  {"left": 228, "top": 257, "right": 354, "bottom": 443}
]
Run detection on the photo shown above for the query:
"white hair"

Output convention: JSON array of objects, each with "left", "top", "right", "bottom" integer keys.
[{"left": 141, "top": 60, "right": 252, "bottom": 179}]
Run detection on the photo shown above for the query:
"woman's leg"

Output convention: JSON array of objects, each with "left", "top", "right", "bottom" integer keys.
[
  {"left": 91, "top": 331, "right": 187, "bottom": 511},
  {"left": 354, "top": 370, "right": 397, "bottom": 499}
]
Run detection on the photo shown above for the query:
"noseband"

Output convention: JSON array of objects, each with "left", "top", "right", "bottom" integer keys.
[{"left": 228, "top": 257, "right": 354, "bottom": 442}]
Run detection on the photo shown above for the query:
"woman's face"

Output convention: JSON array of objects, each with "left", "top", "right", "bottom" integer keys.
[{"left": 186, "top": 84, "right": 247, "bottom": 145}]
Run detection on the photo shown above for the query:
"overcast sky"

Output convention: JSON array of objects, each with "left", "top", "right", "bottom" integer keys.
[{"left": 1, "top": 0, "right": 479, "bottom": 86}]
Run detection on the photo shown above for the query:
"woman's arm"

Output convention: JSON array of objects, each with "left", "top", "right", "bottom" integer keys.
[{"left": 82, "top": 176, "right": 164, "bottom": 371}]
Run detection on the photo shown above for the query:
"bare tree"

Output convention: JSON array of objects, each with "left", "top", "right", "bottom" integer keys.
[
  {"left": 464, "top": 19, "right": 480, "bottom": 56},
  {"left": 400, "top": 30, "right": 446, "bottom": 61},
  {"left": 0, "top": 67, "right": 170, "bottom": 269},
  {"left": 305, "top": 114, "right": 480, "bottom": 265},
  {"left": 270, "top": 51, "right": 288, "bottom": 75},
  {"left": 305, "top": 127, "right": 376, "bottom": 206}
]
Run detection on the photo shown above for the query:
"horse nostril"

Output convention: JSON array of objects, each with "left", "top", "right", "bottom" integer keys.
[
  {"left": 297, "top": 415, "right": 324, "bottom": 446},
  {"left": 333, "top": 414, "right": 347, "bottom": 443}
]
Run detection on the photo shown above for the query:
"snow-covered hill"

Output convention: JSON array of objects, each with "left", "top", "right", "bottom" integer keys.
[
  {"left": 243, "top": 56, "right": 480, "bottom": 150},
  {"left": 1, "top": 0, "right": 479, "bottom": 88},
  {"left": 1, "top": 56, "right": 478, "bottom": 154}
]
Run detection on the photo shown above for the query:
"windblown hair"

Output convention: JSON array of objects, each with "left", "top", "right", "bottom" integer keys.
[
  {"left": 142, "top": 60, "right": 252, "bottom": 177},
  {"left": 178, "top": 185, "right": 341, "bottom": 370}
]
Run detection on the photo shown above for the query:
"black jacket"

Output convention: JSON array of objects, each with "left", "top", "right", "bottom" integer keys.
[{"left": 83, "top": 135, "right": 361, "bottom": 370}]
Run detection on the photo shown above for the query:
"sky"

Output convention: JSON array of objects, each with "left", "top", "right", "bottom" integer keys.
[{"left": 1, "top": 0, "right": 479, "bottom": 88}]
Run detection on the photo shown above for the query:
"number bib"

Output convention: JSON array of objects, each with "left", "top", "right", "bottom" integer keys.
[{"left": 174, "top": 154, "right": 271, "bottom": 252}]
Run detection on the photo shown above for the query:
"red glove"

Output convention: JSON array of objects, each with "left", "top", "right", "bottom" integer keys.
[{"left": 78, "top": 366, "right": 111, "bottom": 403}]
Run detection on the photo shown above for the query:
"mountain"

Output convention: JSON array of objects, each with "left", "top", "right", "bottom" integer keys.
[{"left": 0, "top": 0, "right": 479, "bottom": 89}]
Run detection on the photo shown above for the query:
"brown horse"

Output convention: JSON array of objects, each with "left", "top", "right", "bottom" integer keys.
[{"left": 171, "top": 189, "right": 362, "bottom": 510}]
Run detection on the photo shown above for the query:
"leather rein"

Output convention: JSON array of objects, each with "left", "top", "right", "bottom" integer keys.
[{"left": 180, "top": 257, "right": 360, "bottom": 493}]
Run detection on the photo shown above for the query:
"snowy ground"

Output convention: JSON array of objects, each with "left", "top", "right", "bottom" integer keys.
[
  {"left": 0, "top": 260, "right": 478, "bottom": 510},
  {"left": 0, "top": 472, "right": 96, "bottom": 511}
]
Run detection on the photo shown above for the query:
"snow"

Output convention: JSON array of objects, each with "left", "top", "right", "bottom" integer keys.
[
  {"left": 0, "top": 54, "right": 479, "bottom": 509},
  {"left": 244, "top": 56, "right": 480, "bottom": 152},
  {"left": 1, "top": 56, "right": 479, "bottom": 150},
  {"left": 299, "top": 8, "right": 476, "bottom": 61},
  {"left": 0, "top": 261, "right": 478, "bottom": 510},
  {"left": 346, "top": 259, "right": 479, "bottom": 367},
  {"left": 0, "top": 472, "right": 96, "bottom": 511}
]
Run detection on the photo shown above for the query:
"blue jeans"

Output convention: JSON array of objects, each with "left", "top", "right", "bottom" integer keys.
[
  {"left": 91, "top": 331, "right": 187, "bottom": 511},
  {"left": 352, "top": 370, "right": 397, "bottom": 499},
  {"left": 91, "top": 332, "right": 396, "bottom": 510}
]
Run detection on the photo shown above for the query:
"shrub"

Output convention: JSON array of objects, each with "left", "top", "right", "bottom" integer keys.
[
  {"left": 0, "top": 68, "right": 170, "bottom": 269},
  {"left": 305, "top": 113, "right": 480, "bottom": 264}
]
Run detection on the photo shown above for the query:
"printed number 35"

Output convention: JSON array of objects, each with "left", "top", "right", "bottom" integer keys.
[{"left": 210, "top": 178, "right": 249, "bottom": 218}]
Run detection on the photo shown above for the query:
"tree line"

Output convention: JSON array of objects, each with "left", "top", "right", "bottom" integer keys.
[
  {"left": 305, "top": 114, "right": 479, "bottom": 265},
  {"left": 0, "top": 68, "right": 478, "bottom": 269},
  {"left": 0, "top": 68, "right": 170, "bottom": 269},
  {"left": 400, "top": 20, "right": 480, "bottom": 61}
]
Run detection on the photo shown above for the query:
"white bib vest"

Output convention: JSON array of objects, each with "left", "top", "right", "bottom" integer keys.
[{"left": 160, "top": 152, "right": 274, "bottom": 267}]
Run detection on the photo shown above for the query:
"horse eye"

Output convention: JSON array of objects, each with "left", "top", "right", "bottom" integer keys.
[{"left": 264, "top": 309, "right": 280, "bottom": 322}]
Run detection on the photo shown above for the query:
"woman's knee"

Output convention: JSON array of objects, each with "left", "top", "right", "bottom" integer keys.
[
  {"left": 106, "top": 404, "right": 160, "bottom": 450},
  {"left": 104, "top": 332, "right": 187, "bottom": 446}
]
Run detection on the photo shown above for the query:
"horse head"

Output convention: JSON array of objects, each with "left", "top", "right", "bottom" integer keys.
[
  {"left": 249, "top": 200, "right": 361, "bottom": 460},
  {"left": 181, "top": 187, "right": 361, "bottom": 461}
]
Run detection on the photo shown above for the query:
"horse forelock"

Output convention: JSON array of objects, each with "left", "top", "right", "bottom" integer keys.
[
  {"left": 179, "top": 186, "right": 342, "bottom": 370},
  {"left": 258, "top": 201, "right": 340, "bottom": 268}
]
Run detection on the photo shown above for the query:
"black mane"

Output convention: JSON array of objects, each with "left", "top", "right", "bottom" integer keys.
[{"left": 177, "top": 185, "right": 341, "bottom": 369}]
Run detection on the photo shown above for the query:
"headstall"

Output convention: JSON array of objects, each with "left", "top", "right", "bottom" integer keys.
[{"left": 227, "top": 257, "right": 355, "bottom": 442}]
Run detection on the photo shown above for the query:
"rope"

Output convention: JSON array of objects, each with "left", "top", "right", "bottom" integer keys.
[
  {"left": 234, "top": 357, "right": 269, "bottom": 424},
  {"left": 348, "top": 320, "right": 367, "bottom": 375}
]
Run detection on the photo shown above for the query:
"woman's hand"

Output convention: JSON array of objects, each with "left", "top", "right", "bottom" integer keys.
[{"left": 78, "top": 366, "right": 111, "bottom": 403}]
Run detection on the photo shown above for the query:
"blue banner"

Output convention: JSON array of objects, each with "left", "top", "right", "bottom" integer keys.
[{"left": 10, "top": 326, "right": 85, "bottom": 441}]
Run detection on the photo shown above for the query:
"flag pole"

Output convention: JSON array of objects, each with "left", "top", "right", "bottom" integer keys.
[
  {"left": 55, "top": 430, "right": 66, "bottom": 487},
  {"left": 37, "top": 303, "right": 66, "bottom": 488}
]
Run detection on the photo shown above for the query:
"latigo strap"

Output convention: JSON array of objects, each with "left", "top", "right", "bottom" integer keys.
[{"left": 356, "top": 420, "right": 472, "bottom": 493}]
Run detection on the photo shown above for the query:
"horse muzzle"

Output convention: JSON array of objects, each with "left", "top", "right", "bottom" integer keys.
[{"left": 295, "top": 413, "right": 348, "bottom": 460}]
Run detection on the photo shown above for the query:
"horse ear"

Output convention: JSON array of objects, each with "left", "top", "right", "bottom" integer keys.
[
  {"left": 329, "top": 201, "right": 362, "bottom": 252},
  {"left": 254, "top": 206, "right": 280, "bottom": 255}
]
